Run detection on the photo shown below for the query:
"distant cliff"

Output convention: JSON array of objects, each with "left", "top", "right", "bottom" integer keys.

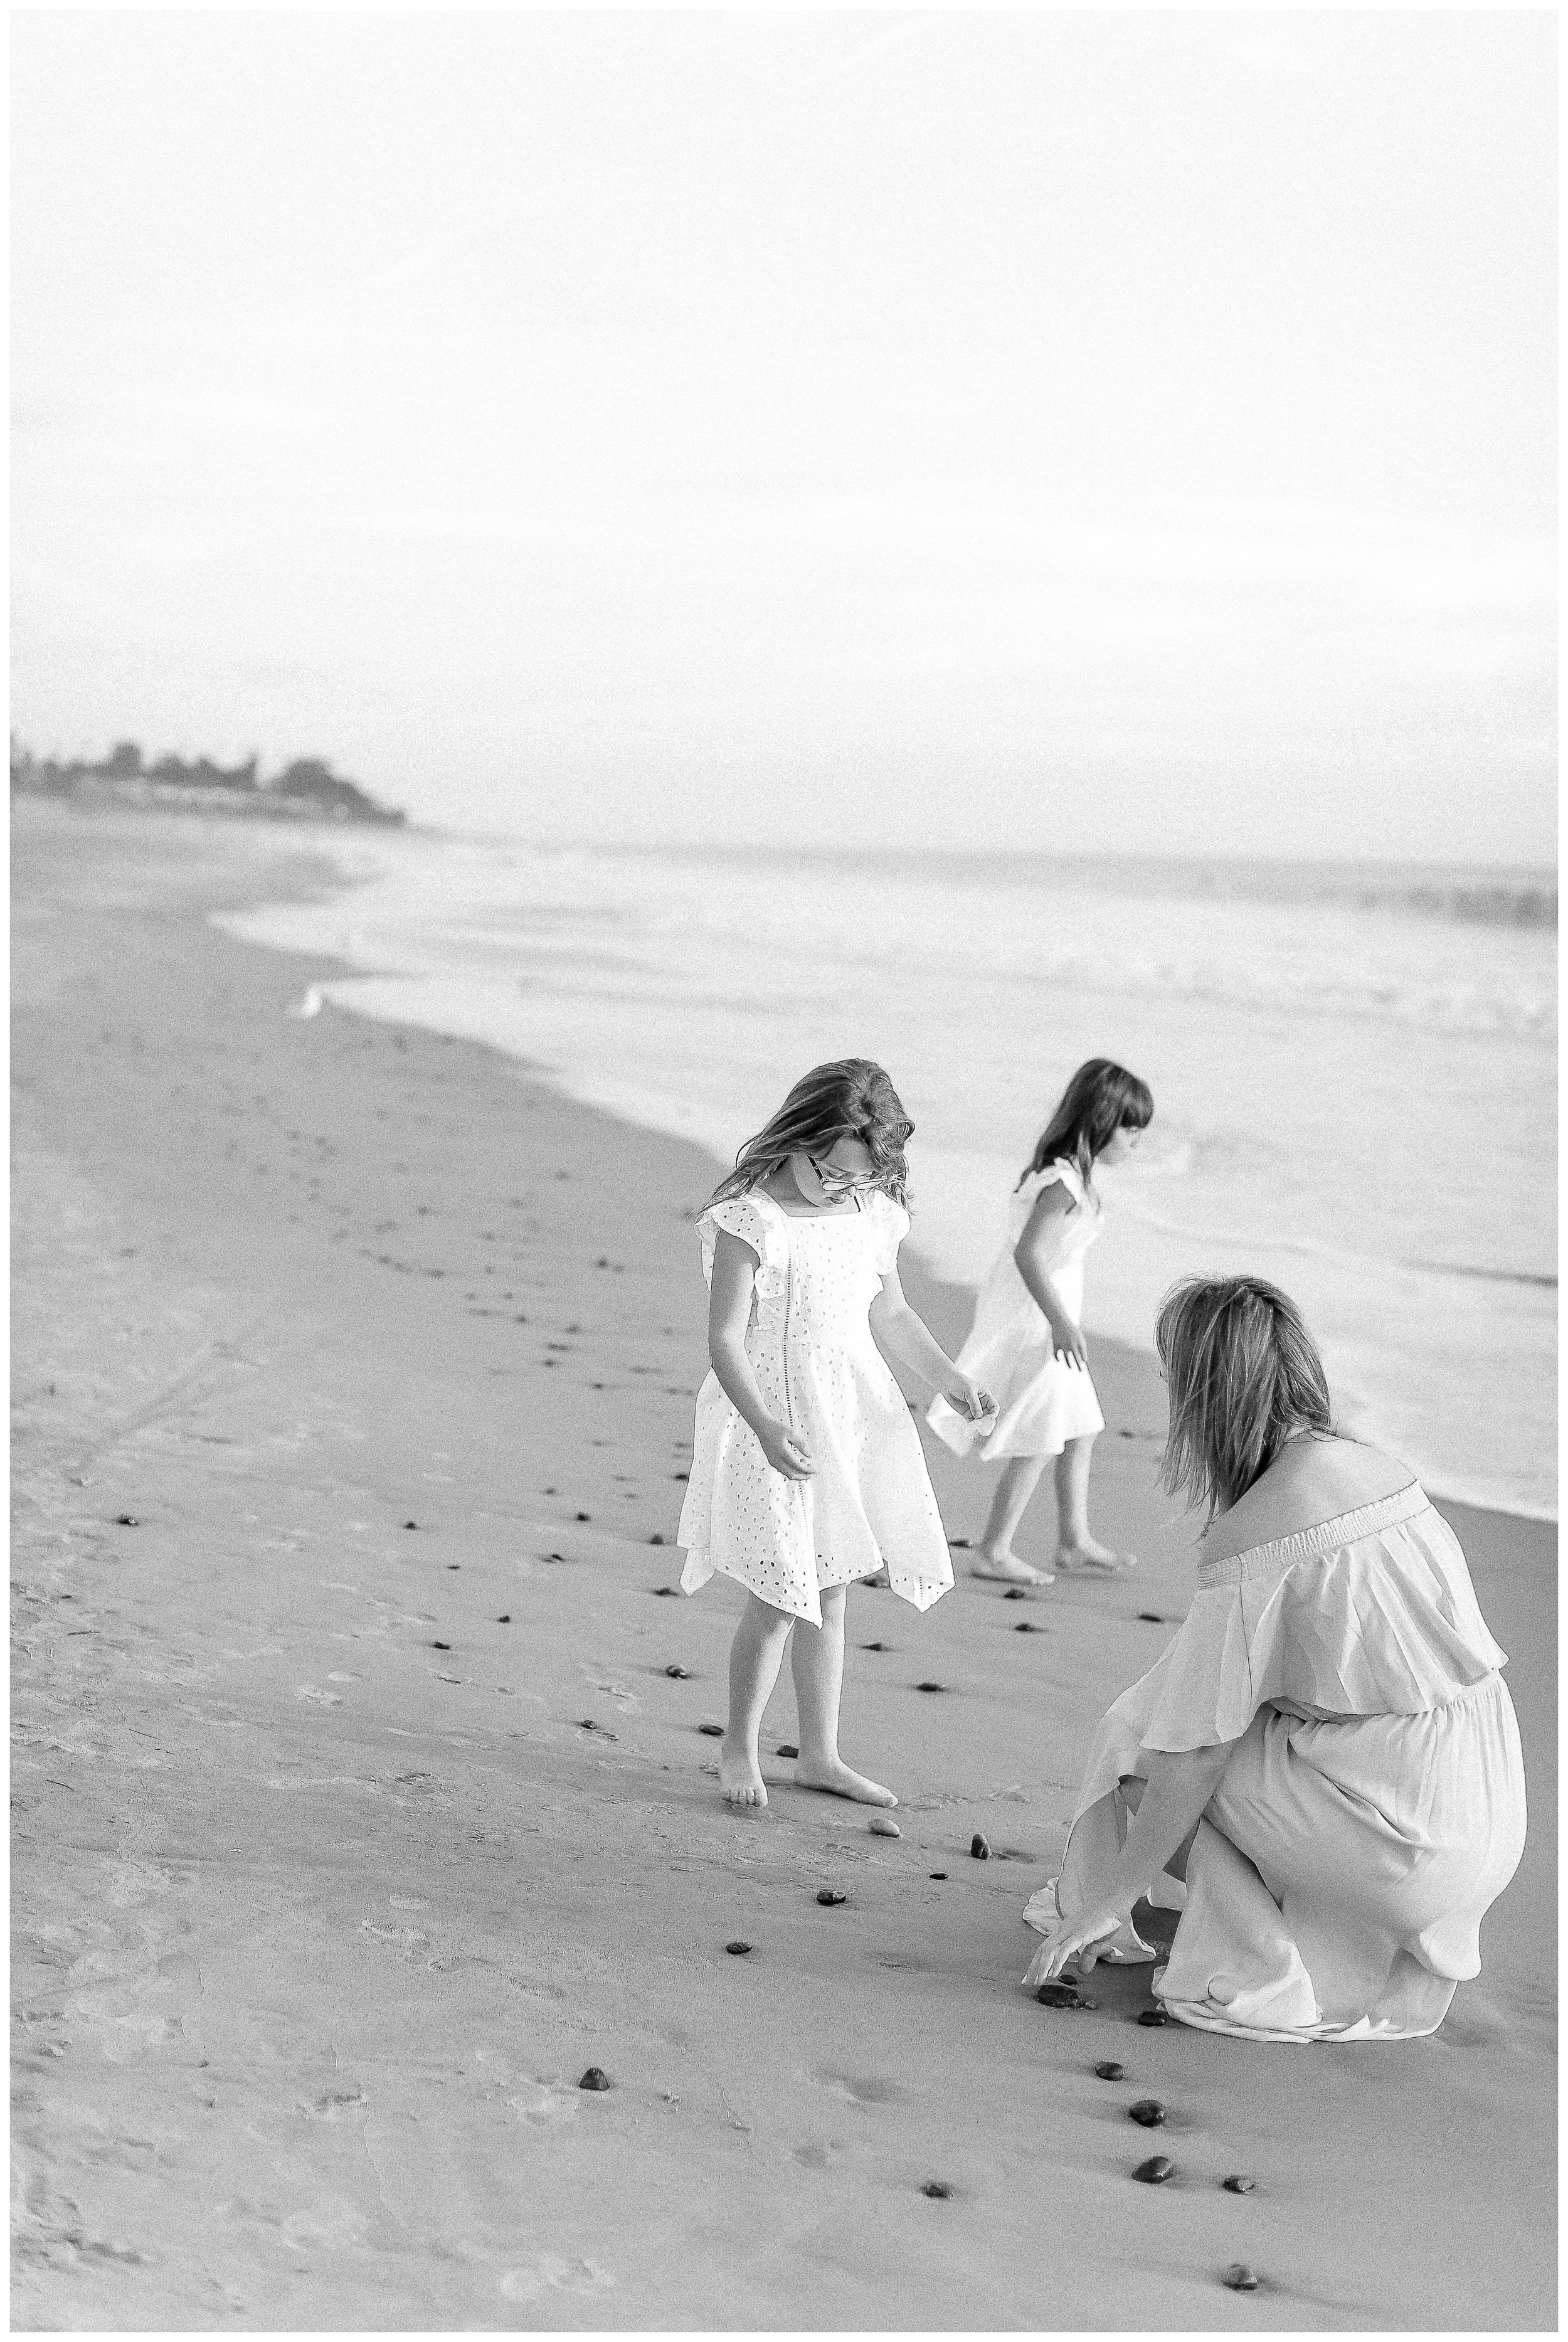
[{"left": 9, "top": 738, "right": 406, "bottom": 827}]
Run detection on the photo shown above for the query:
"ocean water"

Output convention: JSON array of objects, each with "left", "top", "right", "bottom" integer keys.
[{"left": 218, "top": 831, "right": 1557, "bottom": 1519}]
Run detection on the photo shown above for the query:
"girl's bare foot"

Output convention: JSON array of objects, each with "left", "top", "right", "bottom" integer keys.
[
  {"left": 719, "top": 1741, "right": 767, "bottom": 1806},
  {"left": 970, "top": 1545, "right": 1054, "bottom": 1586},
  {"left": 1056, "top": 1537, "right": 1136, "bottom": 1574},
  {"left": 793, "top": 1755, "right": 898, "bottom": 1807}
]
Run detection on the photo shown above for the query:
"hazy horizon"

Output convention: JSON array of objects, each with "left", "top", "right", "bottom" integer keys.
[{"left": 13, "top": 11, "right": 1556, "bottom": 864}]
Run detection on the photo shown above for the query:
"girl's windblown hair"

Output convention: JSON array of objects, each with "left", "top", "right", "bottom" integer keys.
[
  {"left": 708, "top": 1059, "right": 914, "bottom": 1210},
  {"left": 1156, "top": 1274, "right": 1335, "bottom": 1523},
  {"left": 1020, "top": 1058, "right": 1153, "bottom": 1191}
]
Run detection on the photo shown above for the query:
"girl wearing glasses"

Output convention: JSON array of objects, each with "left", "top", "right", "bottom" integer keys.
[
  {"left": 928, "top": 1058, "right": 1153, "bottom": 1585},
  {"left": 677, "top": 1059, "right": 996, "bottom": 1809}
]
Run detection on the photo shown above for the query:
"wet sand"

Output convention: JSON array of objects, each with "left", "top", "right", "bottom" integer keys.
[{"left": 11, "top": 800, "right": 1556, "bottom": 2331}]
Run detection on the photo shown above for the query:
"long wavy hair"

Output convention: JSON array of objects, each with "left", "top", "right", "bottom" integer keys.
[
  {"left": 707, "top": 1059, "right": 914, "bottom": 1210},
  {"left": 1018, "top": 1057, "right": 1153, "bottom": 1192},
  {"left": 1156, "top": 1274, "right": 1335, "bottom": 1523}
]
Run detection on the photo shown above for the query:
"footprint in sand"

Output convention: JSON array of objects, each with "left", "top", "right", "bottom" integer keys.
[{"left": 817, "top": 2069, "right": 901, "bottom": 2106}]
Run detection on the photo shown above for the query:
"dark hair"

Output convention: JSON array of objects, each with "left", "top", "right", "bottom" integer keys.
[
  {"left": 708, "top": 1059, "right": 914, "bottom": 1210},
  {"left": 1019, "top": 1058, "right": 1153, "bottom": 1191},
  {"left": 1156, "top": 1274, "right": 1335, "bottom": 1523}
]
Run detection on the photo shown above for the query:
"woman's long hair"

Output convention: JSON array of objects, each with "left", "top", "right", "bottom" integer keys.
[
  {"left": 1156, "top": 1274, "right": 1335, "bottom": 1523},
  {"left": 1019, "top": 1057, "right": 1153, "bottom": 1190},
  {"left": 707, "top": 1059, "right": 914, "bottom": 1210}
]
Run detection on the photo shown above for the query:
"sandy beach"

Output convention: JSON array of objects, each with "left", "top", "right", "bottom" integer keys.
[{"left": 11, "top": 800, "right": 1556, "bottom": 2331}]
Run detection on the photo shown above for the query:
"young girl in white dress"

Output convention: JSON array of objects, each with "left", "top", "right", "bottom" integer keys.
[
  {"left": 927, "top": 1059, "right": 1153, "bottom": 1586},
  {"left": 677, "top": 1059, "right": 996, "bottom": 1809}
]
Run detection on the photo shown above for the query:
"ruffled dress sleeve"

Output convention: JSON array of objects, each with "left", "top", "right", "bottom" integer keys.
[
  {"left": 864, "top": 1190, "right": 911, "bottom": 1275},
  {"left": 697, "top": 1192, "right": 788, "bottom": 1323}
]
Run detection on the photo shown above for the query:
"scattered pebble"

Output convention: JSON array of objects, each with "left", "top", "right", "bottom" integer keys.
[
  {"left": 869, "top": 1816, "right": 901, "bottom": 1837},
  {"left": 815, "top": 1889, "right": 847, "bottom": 1907},
  {"left": 697, "top": 1724, "right": 724, "bottom": 1737},
  {"left": 1136, "top": 1611, "right": 1166, "bottom": 1624},
  {"left": 115, "top": 1515, "right": 140, "bottom": 1527},
  {"left": 1002, "top": 1587, "right": 1028, "bottom": 1601},
  {"left": 404, "top": 1520, "right": 418, "bottom": 1530},
  {"left": 725, "top": 1941, "right": 751, "bottom": 1956},
  {"left": 1222, "top": 2175, "right": 1256, "bottom": 2195},
  {"left": 929, "top": 1870, "right": 948, "bottom": 1880},
  {"left": 649, "top": 1534, "right": 665, "bottom": 1546},
  {"left": 1132, "top": 2155, "right": 1174, "bottom": 2185},
  {"left": 1222, "top": 2264, "right": 1259, "bottom": 2292},
  {"left": 1014, "top": 1622, "right": 1042, "bottom": 1633},
  {"left": 776, "top": 1743, "right": 798, "bottom": 1758},
  {"left": 672, "top": 1470, "right": 689, "bottom": 1482},
  {"left": 1037, "top": 1981, "right": 1095, "bottom": 2010},
  {"left": 576, "top": 1511, "right": 591, "bottom": 1522},
  {"left": 970, "top": 1833, "right": 990, "bottom": 1860},
  {"left": 1136, "top": 2008, "right": 1170, "bottom": 2027},
  {"left": 861, "top": 1641, "right": 886, "bottom": 1652},
  {"left": 921, "top": 2181, "right": 951, "bottom": 2198},
  {"left": 916, "top": 1681, "right": 946, "bottom": 1693},
  {"left": 546, "top": 1551, "right": 565, "bottom": 1564},
  {"left": 654, "top": 1586, "right": 679, "bottom": 1597},
  {"left": 432, "top": 1640, "right": 450, "bottom": 1651},
  {"left": 578, "top": 2067, "right": 611, "bottom": 2092},
  {"left": 1128, "top": 2100, "right": 1167, "bottom": 2128},
  {"left": 497, "top": 1613, "right": 511, "bottom": 1624},
  {"left": 665, "top": 1665, "right": 689, "bottom": 1679},
  {"left": 949, "top": 1538, "right": 971, "bottom": 1549},
  {"left": 1094, "top": 2061, "right": 1125, "bottom": 2081}
]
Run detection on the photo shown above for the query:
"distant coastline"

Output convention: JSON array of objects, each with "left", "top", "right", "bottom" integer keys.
[{"left": 9, "top": 736, "right": 405, "bottom": 828}]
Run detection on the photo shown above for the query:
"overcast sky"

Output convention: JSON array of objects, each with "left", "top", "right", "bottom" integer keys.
[{"left": 11, "top": 9, "right": 1556, "bottom": 862}]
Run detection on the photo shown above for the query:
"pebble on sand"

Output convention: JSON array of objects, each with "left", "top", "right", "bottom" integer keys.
[
  {"left": 1037, "top": 1981, "right": 1095, "bottom": 2010},
  {"left": 1128, "top": 2100, "right": 1167, "bottom": 2127},
  {"left": 115, "top": 1514, "right": 140, "bottom": 1527},
  {"left": 1132, "top": 2156, "right": 1174, "bottom": 2185},
  {"left": 776, "top": 1743, "right": 798, "bottom": 1757},
  {"left": 1222, "top": 2175, "right": 1256, "bottom": 2195},
  {"left": 649, "top": 1533, "right": 665, "bottom": 1545},
  {"left": 861, "top": 1641, "right": 886, "bottom": 1651},
  {"left": 916, "top": 1681, "right": 946, "bottom": 1693},
  {"left": 576, "top": 1510, "right": 591, "bottom": 1522},
  {"left": 1094, "top": 2061, "right": 1125, "bottom": 2080},
  {"left": 949, "top": 1537, "right": 971, "bottom": 1549},
  {"left": 665, "top": 1664, "right": 689, "bottom": 1678},
  {"left": 970, "top": 1833, "right": 990, "bottom": 1860},
  {"left": 1014, "top": 1622, "right": 1042, "bottom": 1633},
  {"left": 1136, "top": 1611, "right": 1166, "bottom": 1623},
  {"left": 496, "top": 1613, "right": 511, "bottom": 1623},
  {"left": 815, "top": 1889, "right": 847, "bottom": 1906},
  {"left": 432, "top": 1640, "right": 450, "bottom": 1650},
  {"left": 1003, "top": 1587, "right": 1029, "bottom": 1601},
  {"left": 1222, "top": 2265, "right": 1260, "bottom": 2292},
  {"left": 921, "top": 2181, "right": 951, "bottom": 2198},
  {"left": 578, "top": 2067, "right": 612, "bottom": 2092},
  {"left": 1136, "top": 2008, "right": 1170, "bottom": 2027},
  {"left": 697, "top": 1723, "right": 724, "bottom": 1737},
  {"left": 930, "top": 1871, "right": 948, "bottom": 1880},
  {"left": 726, "top": 1941, "right": 751, "bottom": 1956},
  {"left": 869, "top": 1816, "right": 901, "bottom": 1836},
  {"left": 654, "top": 1585, "right": 679, "bottom": 1596},
  {"left": 404, "top": 1520, "right": 418, "bottom": 1530}
]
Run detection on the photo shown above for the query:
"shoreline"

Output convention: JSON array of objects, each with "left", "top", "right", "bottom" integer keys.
[{"left": 12, "top": 798, "right": 1555, "bottom": 2331}]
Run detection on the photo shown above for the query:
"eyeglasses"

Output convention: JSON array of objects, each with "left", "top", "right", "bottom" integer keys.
[{"left": 807, "top": 1153, "right": 874, "bottom": 1195}]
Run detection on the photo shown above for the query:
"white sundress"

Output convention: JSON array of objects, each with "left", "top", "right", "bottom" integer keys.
[
  {"left": 676, "top": 1187, "right": 955, "bottom": 1624},
  {"left": 927, "top": 1157, "right": 1106, "bottom": 1461},
  {"left": 1027, "top": 1483, "right": 1527, "bottom": 2043}
]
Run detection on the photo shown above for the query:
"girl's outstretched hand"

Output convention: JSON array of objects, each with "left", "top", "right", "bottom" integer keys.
[
  {"left": 756, "top": 1419, "right": 816, "bottom": 1480},
  {"left": 945, "top": 1375, "right": 997, "bottom": 1424},
  {"left": 1022, "top": 1906, "right": 1127, "bottom": 1988},
  {"left": 1052, "top": 1320, "right": 1089, "bottom": 1371}
]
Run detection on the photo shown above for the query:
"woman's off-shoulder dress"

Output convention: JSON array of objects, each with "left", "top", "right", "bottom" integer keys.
[
  {"left": 1028, "top": 1483, "right": 1526, "bottom": 2042},
  {"left": 676, "top": 1188, "right": 953, "bottom": 1623}
]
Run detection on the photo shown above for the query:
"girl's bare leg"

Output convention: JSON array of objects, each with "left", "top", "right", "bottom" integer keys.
[
  {"left": 720, "top": 1592, "right": 795, "bottom": 1807},
  {"left": 974, "top": 1455, "right": 1054, "bottom": 1584},
  {"left": 792, "top": 1582, "right": 897, "bottom": 1806},
  {"left": 1054, "top": 1434, "right": 1135, "bottom": 1571}
]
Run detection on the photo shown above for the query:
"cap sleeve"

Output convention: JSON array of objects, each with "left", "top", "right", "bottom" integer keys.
[
  {"left": 697, "top": 1192, "right": 788, "bottom": 1317},
  {"left": 866, "top": 1190, "right": 910, "bottom": 1274}
]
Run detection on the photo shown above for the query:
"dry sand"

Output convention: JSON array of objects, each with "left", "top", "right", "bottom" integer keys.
[{"left": 11, "top": 800, "right": 1556, "bottom": 2331}]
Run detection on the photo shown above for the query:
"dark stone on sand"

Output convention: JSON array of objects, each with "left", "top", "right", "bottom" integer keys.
[
  {"left": 1014, "top": 1622, "right": 1042, "bottom": 1633},
  {"left": 1222, "top": 2264, "right": 1259, "bottom": 2291},
  {"left": 970, "top": 1833, "right": 990, "bottom": 1860},
  {"left": 546, "top": 1551, "right": 565, "bottom": 1563},
  {"left": 673, "top": 1470, "right": 689, "bottom": 1481},
  {"left": 1128, "top": 2100, "right": 1167, "bottom": 2127},
  {"left": 578, "top": 1717, "right": 597, "bottom": 1730},
  {"left": 861, "top": 1640, "right": 885, "bottom": 1651},
  {"left": 649, "top": 1533, "right": 665, "bottom": 1545},
  {"left": 776, "top": 1743, "right": 798, "bottom": 1757},
  {"left": 949, "top": 1537, "right": 970, "bottom": 1549},
  {"left": 1137, "top": 1611, "right": 1166, "bottom": 1623},
  {"left": 404, "top": 1520, "right": 418, "bottom": 1530},
  {"left": 1095, "top": 2061, "right": 1125, "bottom": 2080},
  {"left": 921, "top": 2181, "right": 951, "bottom": 2198},
  {"left": 1003, "top": 1587, "right": 1028, "bottom": 1601},
  {"left": 816, "top": 1889, "right": 847, "bottom": 1906},
  {"left": 1136, "top": 2008, "right": 1170, "bottom": 2027},
  {"left": 725, "top": 1941, "right": 751, "bottom": 1956},
  {"left": 432, "top": 1640, "right": 450, "bottom": 1650},
  {"left": 1037, "top": 1981, "right": 1092, "bottom": 2009},
  {"left": 930, "top": 1871, "right": 948, "bottom": 1880},
  {"left": 697, "top": 1723, "right": 724, "bottom": 1737},
  {"left": 1223, "top": 2174, "right": 1256, "bottom": 2195},
  {"left": 578, "top": 2067, "right": 611, "bottom": 2092},
  {"left": 576, "top": 1510, "right": 591, "bottom": 1522},
  {"left": 1132, "top": 2155, "right": 1174, "bottom": 2185},
  {"left": 497, "top": 1614, "right": 511, "bottom": 1623},
  {"left": 654, "top": 1585, "right": 678, "bottom": 1595},
  {"left": 916, "top": 1681, "right": 946, "bottom": 1693},
  {"left": 665, "top": 1664, "right": 689, "bottom": 1678},
  {"left": 115, "top": 1514, "right": 139, "bottom": 1527}
]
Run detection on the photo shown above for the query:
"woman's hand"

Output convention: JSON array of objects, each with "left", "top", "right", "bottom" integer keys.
[
  {"left": 1051, "top": 1319, "right": 1089, "bottom": 1372},
  {"left": 943, "top": 1374, "right": 997, "bottom": 1424},
  {"left": 756, "top": 1419, "right": 816, "bottom": 1480},
  {"left": 1022, "top": 1906, "right": 1127, "bottom": 1988}
]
